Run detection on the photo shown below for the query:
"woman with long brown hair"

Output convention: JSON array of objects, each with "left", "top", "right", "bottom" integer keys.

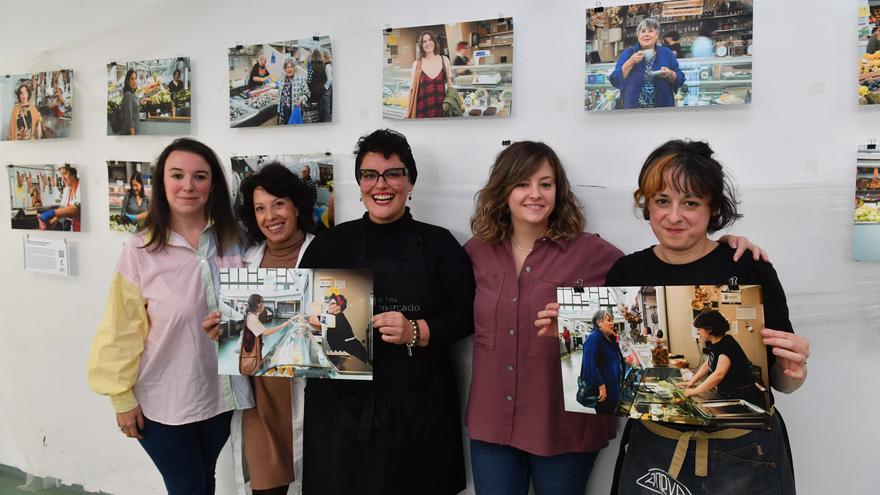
[{"left": 406, "top": 30, "right": 453, "bottom": 119}]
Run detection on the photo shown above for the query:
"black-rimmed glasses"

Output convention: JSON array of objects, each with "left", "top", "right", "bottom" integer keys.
[{"left": 358, "top": 168, "right": 408, "bottom": 185}]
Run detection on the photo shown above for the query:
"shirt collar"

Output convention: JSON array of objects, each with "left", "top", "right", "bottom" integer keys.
[
  {"left": 535, "top": 235, "right": 570, "bottom": 252},
  {"left": 165, "top": 220, "right": 214, "bottom": 249}
]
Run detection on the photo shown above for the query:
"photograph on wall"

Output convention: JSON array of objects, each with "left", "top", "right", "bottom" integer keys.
[
  {"left": 383, "top": 17, "right": 513, "bottom": 119},
  {"left": 228, "top": 36, "right": 332, "bottom": 127},
  {"left": 558, "top": 284, "right": 772, "bottom": 429},
  {"left": 854, "top": 145, "right": 880, "bottom": 260},
  {"left": 231, "top": 153, "right": 334, "bottom": 231},
  {"left": 858, "top": 1, "right": 880, "bottom": 104},
  {"left": 106, "top": 57, "right": 191, "bottom": 136},
  {"left": 8, "top": 164, "right": 81, "bottom": 231},
  {"left": 1, "top": 70, "right": 72, "bottom": 140},
  {"left": 585, "top": 1, "right": 753, "bottom": 111},
  {"left": 107, "top": 161, "right": 153, "bottom": 233},
  {"left": 217, "top": 268, "right": 372, "bottom": 379}
]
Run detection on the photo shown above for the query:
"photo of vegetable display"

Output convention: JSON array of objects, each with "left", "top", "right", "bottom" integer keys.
[
  {"left": 854, "top": 144, "right": 880, "bottom": 261},
  {"left": 557, "top": 284, "right": 773, "bottom": 429},
  {"left": 859, "top": 1, "right": 880, "bottom": 104},
  {"left": 106, "top": 57, "right": 191, "bottom": 136}
]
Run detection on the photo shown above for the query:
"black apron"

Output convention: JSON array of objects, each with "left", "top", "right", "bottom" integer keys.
[{"left": 302, "top": 223, "right": 466, "bottom": 495}]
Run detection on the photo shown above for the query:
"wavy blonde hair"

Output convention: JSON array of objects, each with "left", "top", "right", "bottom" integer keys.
[{"left": 471, "top": 141, "right": 585, "bottom": 244}]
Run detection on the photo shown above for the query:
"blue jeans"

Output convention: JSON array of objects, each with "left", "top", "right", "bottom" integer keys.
[
  {"left": 138, "top": 411, "right": 233, "bottom": 495},
  {"left": 470, "top": 439, "right": 599, "bottom": 495}
]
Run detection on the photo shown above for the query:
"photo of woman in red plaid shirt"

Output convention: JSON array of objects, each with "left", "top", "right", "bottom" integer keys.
[{"left": 408, "top": 30, "right": 453, "bottom": 118}]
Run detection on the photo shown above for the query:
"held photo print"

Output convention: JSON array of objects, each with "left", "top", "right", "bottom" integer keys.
[
  {"left": 585, "top": 0, "right": 753, "bottom": 111},
  {"left": 854, "top": 144, "right": 880, "bottom": 261},
  {"left": 383, "top": 17, "right": 513, "bottom": 120},
  {"left": 1, "top": 70, "right": 72, "bottom": 140},
  {"left": 8, "top": 164, "right": 81, "bottom": 232},
  {"left": 107, "top": 161, "right": 153, "bottom": 233},
  {"left": 228, "top": 36, "right": 333, "bottom": 127},
  {"left": 558, "top": 284, "right": 773, "bottom": 429},
  {"left": 231, "top": 153, "right": 334, "bottom": 230},
  {"left": 859, "top": 1, "right": 880, "bottom": 104},
  {"left": 107, "top": 57, "right": 191, "bottom": 136},
  {"left": 217, "top": 268, "right": 372, "bottom": 379}
]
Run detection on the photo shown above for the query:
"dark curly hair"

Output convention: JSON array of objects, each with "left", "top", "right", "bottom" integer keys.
[
  {"left": 329, "top": 293, "right": 347, "bottom": 311},
  {"left": 237, "top": 162, "right": 316, "bottom": 243},
  {"left": 354, "top": 129, "right": 417, "bottom": 185},
  {"left": 634, "top": 139, "right": 741, "bottom": 234},
  {"left": 693, "top": 309, "right": 730, "bottom": 337}
]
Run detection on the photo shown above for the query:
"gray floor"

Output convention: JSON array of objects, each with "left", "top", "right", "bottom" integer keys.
[{"left": 0, "top": 465, "right": 107, "bottom": 495}]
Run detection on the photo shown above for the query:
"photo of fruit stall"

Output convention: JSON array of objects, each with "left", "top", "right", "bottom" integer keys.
[
  {"left": 859, "top": 0, "right": 880, "bottom": 105},
  {"left": 227, "top": 36, "right": 332, "bottom": 128},
  {"left": 106, "top": 57, "right": 191, "bottom": 136},
  {"left": 559, "top": 284, "right": 773, "bottom": 429},
  {"left": 854, "top": 144, "right": 880, "bottom": 261}
]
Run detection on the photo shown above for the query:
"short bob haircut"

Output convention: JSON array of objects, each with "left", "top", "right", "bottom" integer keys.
[
  {"left": 353, "top": 128, "right": 417, "bottom": 185},
  {"left": 693, "top": 310, "right": 730, "bottom": 337},
  {"left": 236, "top": 162, "right": 316, "bottom": 243},
  {"left": 471, "top": 141, "right": 584, "bottom": 244},
  {"left": 592, "top": 309, "right": 613, "bottom": 328},
  {"left": 329, "top": 293, "right": 347, "bottom": 311},
  {"left": 142, "top": 138, "right": 239, "bottom": 254},
  {"left": 633, "top": 139, "right": 741, "bottom": 234},
  {"left": 637, "top": 18, "right": 661, "bottom": 34},
  {"left": 417, "top": 30, "right": 442, "bottom": 58}
]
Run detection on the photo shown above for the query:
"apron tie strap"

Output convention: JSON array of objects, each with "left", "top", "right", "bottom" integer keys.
[{"left": 642, "top": 420, "right": 751, "bottom": 478}]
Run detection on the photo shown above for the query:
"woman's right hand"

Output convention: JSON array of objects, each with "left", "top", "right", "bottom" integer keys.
[
  {"left": 202, "top": 311, "right": 221, "bottom": 341},
  {"left": 116, "top": 405, "right": 144, "bottom": 439},
  {"left": 534, "top": 302, "right": 559, "bottom": 337},
  {"left": 598, "top": 384, "right": 607, "bottom": 402},
  {"left": 626, "top": 50, "right": 645, "bottom": 67}
]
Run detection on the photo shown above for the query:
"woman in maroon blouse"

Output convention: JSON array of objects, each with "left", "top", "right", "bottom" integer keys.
[{"left": 466, "top": 141, "right": 765, "bottom": 494}]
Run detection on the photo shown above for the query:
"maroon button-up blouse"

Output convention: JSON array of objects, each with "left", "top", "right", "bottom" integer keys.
[{"left": 464, "top": 232, "right": 623, "bottom": 456}]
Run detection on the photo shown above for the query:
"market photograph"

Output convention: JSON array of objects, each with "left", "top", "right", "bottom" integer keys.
[
  {"left": 8, "top": 164, "right": 81, "bottom": 231},
  {"left": 106, "top": 57, "right": 191, "bottom": 135},
  {"left": 217, "top": 268, "right": 373, "bottom": 379},
  {"left": 106, "top": 161, "right": 153, "bottom": 233},
  {"left": 1, "top": 69, "right": 72, "bottom": 140},
  {"left": 383, "top": 17, "right": 513, "bottom": 119},
  {"left": 585, "top": 0, "right": 753, "bottom": 111},
  {"left": 859, "top": 1, "right": 880, "bottom": 104},
  {"left": 559, "top": 284, "right": 773, "bottom": 429},
  {"left": 855, "top": 144, "right": 880, "bottom": 261},
  {"left": 227, "top": 36, "right": 332, "bottom": 127},
  {"left": 231, "top": 153, "right": 334, "bottom": 230}
]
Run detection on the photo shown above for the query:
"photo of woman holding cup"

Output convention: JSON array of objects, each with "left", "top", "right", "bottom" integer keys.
[{"left": 609, "top": 18, "right": 685, "bottom": 109}]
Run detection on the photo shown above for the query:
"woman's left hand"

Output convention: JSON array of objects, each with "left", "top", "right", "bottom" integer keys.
[
  {"left": 683, "top": 388, "right": 697, "bottom": 398},
  {"left": 658, "top": 67, "right": 676, "bottom": 81},
  {"left": 762, "top": 328, "right": 810, "bottom": 380},
  {"left": 373, "top": 311, "right": 412, "bottom": 345}
]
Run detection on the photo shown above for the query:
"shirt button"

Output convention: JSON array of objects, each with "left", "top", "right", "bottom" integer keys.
[
  {"left": 512, "top": 297, "right": 518, "bottom": 303},
  {"left": 506, "top": 395, "right": 513, "bottom": 401},
  {"left": 507, "top": 365, "right": 514, "bottom": 371},
  {"left": 509, "top": 329, "right": 516, "bottom": 336},
  {"left": 525, "top": 266, "right": 532, "bottom": 273}
]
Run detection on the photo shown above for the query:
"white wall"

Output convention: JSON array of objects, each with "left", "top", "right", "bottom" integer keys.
[{"left": 0, "top": 0, "right": 875, "bottom": 493}]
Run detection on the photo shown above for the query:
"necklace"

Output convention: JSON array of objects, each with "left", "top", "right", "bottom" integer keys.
[{"left": 510, "top": 238, "right": 532, "bottom": 252}]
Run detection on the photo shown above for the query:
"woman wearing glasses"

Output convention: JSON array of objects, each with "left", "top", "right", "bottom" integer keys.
[
  {"left": 298, "top": 128, "right": 475, "bottom": 495},
  {"left": 610, "top": 18, "right": 685, "bottom": 109}
]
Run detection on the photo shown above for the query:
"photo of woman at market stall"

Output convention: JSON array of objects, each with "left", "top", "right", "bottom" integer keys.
[
  {"left": 858, "top": 1, "right": 880, "bottom": 104},
  {"left": 228, "top": 36, "right": 332, "bottom": 127},
  {"left": 579, "top": 309, "right": 624, "bottom": 415},
  {"left": 1, "top": 69, "right": 73, "bottom": 141},
  {"left": 8, "top": 164, "right": 80, "bottom": 231},
  {"left": 107, "top": 161, "right": 153, "bottom": 233},
  {"left": 383, "top": 18, "right": 513, "bottom": 119},
  {"left": 106, "top": 58, "right": 191, "bottom": 135},
  {"left": 598, "top": 139, "right": 809, "bottom": 494},
  {"left": 585, "top": 1, "right": 753, "bottom": 111}
]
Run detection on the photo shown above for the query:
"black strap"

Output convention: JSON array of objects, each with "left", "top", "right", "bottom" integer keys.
[{"left": 610, "top": 419, "right": 635, "bottom": 495}]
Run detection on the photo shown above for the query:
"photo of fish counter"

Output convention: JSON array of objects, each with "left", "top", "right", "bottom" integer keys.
[{"left": 559, "top": 284, "right": 773, "bottom": 429}]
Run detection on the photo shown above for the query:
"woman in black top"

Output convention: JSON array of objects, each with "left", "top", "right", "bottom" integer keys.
[
  {"left": 604, "top": 140, "right": 810, "bottom": 495},
  {"left": 321, "top": 294, "right": 369, "bottom": 363},
  {"left": 298, "top": 129, "right": 474, "bottom": 495}
]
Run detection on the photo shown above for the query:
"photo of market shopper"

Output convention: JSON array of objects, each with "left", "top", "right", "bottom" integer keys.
[
  {"left": 228, "top": 37, "right": 333, "bottom": 127},
  {"left": 610, "top": 18, "right": 685, "bottom": 109},
  {"left": 1, "top": 69, "right": 73, "bottom": 140},
  {"left": 107, "top": 161, "right": 153, "bottom": 233},
  {"left": 585, "top": 1, "right": 754, "bottom": 111},
  {"left": 106, "top": 58, "right": 191, "bottom": 136},
  {"left": 579, "top": 309, "right": 624, "bottom": 415},
  {"left": 383, "top": 18, "right": 513, "bottom": 120}
]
